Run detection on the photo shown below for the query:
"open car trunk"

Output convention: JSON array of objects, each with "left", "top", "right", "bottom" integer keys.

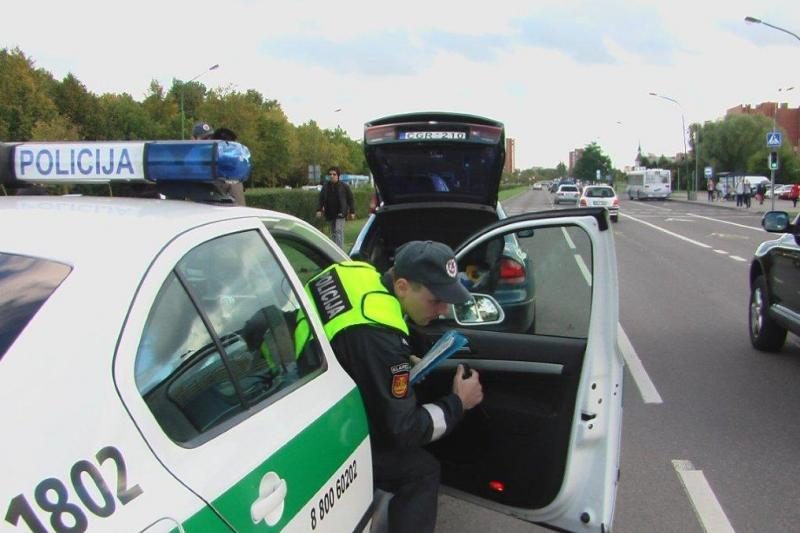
[{"left": 352, "top": 203, "right": 498, "bottom": 272}]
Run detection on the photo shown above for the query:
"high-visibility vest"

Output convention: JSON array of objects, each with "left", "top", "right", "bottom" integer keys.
[{"left": 294, "top": 261, "right": 408, "bottom": 353}]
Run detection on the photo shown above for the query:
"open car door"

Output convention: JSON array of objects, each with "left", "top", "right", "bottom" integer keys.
[{"left": 412, "top": 207, "right": 622, "bottom": 532}]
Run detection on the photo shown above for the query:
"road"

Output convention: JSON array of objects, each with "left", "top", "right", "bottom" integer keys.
[{"left": 436, "top": 190, "right": 800, "bottom": 532}]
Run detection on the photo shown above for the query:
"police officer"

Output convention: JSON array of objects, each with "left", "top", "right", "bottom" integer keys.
[{"left": 300, "top": 240, "right": 484, "bottom": 533}]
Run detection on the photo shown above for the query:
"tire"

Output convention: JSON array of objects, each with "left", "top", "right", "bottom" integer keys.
[{"left": 749, "top": 275, "right": 787, "bottom": 351}]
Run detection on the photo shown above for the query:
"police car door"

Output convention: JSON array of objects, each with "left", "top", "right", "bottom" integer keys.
[
  {"left": 114, "top": 217, "right": 372, "bottom": 532},
  {"left": 413, "top": 208, "right": 622, "bottom": 533}
]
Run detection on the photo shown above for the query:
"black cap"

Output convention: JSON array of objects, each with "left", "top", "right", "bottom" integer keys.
[
  {"left": 394, "top": 241, "right": 470, "bottom": 304},
  {"left": 192, "top": 122, "right": 214, "bottom": 139}
]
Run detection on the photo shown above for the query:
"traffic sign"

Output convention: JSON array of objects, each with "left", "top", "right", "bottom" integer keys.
[
  {"left": 766, "top": 132, "right": 782, "bottom": 148},
  {"left": 704, "top": 166, "right": 713, "bottom": 178}
]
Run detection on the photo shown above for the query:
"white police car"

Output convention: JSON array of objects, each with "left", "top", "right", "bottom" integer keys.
[{"left": 1, "top": 141, "right": 623, "bottom": 532}]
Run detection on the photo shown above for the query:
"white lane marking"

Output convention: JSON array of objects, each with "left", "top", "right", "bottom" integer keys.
[
  {"left": 713, "top": 249, "right": 729, "bottom": 255},
  {"left": 617, "top": 324, "right": 662, "bottom": 404},
  {"left": 729, "top": 255, "right": 748, "bottom": 263},
  {"left": 689, "top": 213, "right": 762, "bottom": 231},
  {"left": 622, "top": 213, "right": 713, "bottom": 249},
  {"left": 561, "top": 227, "right": 577, "bottom": 249},
  {"left": 672, "top": 460, "right": 735, "bottom": 533},
  {"left": 575, "top": 254, "right": 592, "bottom": 285}
]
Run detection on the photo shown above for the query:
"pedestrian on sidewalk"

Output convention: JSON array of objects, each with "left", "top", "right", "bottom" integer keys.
[
  {"left": 735, "top": 179, "right": 744, "bottom": 207},
  {"left": 756, "top": 182, "right": 766, "bottom": 205},
  {"left": 792, "top": 183, "right": 800, "bottom": 208},
  {"left": 707, "top": 178, "right": 715, "bottom": 201},
  {"left": 743, "top": 180, "right": 751, "bottom": 208}
]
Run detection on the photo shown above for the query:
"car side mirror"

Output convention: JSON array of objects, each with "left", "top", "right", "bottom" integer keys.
[
  {"left": 762, "top": 211, "right": 790, "bottom": 233},
  {"left": 452, "top": 293, "right": 505, "bottom": 326}
]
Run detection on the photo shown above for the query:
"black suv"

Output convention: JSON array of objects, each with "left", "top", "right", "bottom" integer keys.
[{"left": 749, "top": 211, "right": 800, "bottom": 351}]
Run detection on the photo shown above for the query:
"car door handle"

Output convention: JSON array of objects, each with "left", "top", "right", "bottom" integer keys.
[{"left": 251, "top": 472, "right": 287, "bottom": 526}]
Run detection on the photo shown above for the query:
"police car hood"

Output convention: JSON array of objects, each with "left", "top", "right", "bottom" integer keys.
[{"left": 364, "top": 113, "right": 505, "bottom": 207}]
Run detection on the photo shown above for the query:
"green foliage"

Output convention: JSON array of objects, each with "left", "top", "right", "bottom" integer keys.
[
  {"left": 0, "top": 47, "right": 367, "bottom": 186},
  {"left": 572, "top": 142, "right": 612, "bottom": 182},
  {"left": 244, "top": 187, "right": 376, "bottom": 229}
]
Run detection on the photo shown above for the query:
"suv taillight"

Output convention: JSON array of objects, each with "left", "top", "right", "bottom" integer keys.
[{"left": 498, "top": 258, "right": 526, "bottom": 284}]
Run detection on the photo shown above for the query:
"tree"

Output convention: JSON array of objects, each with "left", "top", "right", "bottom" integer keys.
[
  {"left": 52, "top": 73, "right": 102, "bottom": 139},
  {"left": 0, "top": 48, "right": 58, "bottom": 140},
  {"left": 572, "top": 142, "right": 612, "bottom": 183}
]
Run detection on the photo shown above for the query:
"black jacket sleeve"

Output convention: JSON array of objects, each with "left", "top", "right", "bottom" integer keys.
[{"left": 332, "top": 326, "right": 464, "bottom": 451}]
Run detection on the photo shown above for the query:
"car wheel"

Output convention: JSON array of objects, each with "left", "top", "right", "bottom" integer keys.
[{"left": 749, "top": 275, "right": 787, "bottom": 351}]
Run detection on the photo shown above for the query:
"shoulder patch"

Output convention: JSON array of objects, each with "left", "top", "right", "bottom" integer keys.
[
  {"left": 391, "top": 371, "right": 409, "bottom": 399},
  {"left": 310, "top": 269, "right": 353, "bottom": 323}
]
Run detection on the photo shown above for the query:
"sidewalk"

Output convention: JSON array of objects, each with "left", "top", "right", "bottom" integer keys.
[{"left": 667, "top": 190, "right": 796, "bottom": 216}]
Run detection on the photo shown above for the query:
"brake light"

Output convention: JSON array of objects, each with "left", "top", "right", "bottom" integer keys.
[
  {"left": 579, "top": 198, "right": 587, "bottom": 206},
  {"left": 364, "top": 125, "right": 395, "bottom": 144},
  {"left": 488, "top": 480, "right": 505, "bottom": 493},
  {"left": 498, "top": 258, "right": 525, "bottom": 284},
  {"left": 369, "top": 192, "right": 380, "bottom": 214}
]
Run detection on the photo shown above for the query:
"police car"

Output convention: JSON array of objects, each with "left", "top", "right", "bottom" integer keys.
[{"left": 1, "top": 140, "right": 622, "bottom": 532}]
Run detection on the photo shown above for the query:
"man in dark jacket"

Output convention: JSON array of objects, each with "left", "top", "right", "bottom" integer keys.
[{"left": 316, "top": 166, "right": 355, "bottom": 248}]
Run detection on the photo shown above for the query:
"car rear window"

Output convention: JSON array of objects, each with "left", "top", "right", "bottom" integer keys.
[
  {"left": 586, "top": 188, "right": 614, "bottom": 198},
  {"left": 0, "top": 253, "right": 72, "bottom": 359},
  {"left": 560, "top": 186, "right": 578, "bottom": 192}
]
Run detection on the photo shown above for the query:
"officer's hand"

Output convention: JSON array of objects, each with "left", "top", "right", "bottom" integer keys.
[
  {"left": 409, "top": 355, "right": 422, "bottom": 366},
  {"left": 453, "top": 364, "right": 483, "bottom": 410}
]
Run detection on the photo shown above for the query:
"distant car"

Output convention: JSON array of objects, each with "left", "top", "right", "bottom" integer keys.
[
  {"left": 532, "top": 183, "right": 543, "bottom": 190},
  {"left": 554, "top": 184, "right": 580, "bottom": 205},
  {"left": 579, "top": 185, "right": 619, "bottom": 222},
  {"left": 764, "top": 184, "right": 790, "bottom": 199}
]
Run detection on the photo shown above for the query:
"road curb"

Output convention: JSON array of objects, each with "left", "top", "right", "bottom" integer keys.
[{"left": 666, "top": 196, "right": 771, "bottom": 216}]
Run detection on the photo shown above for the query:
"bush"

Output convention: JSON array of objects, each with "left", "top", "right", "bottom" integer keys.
[{"left": 245, "top": 187, "right": 375, "bottom": 229}]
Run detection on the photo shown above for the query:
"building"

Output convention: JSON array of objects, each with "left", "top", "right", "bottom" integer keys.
[
  {"left": 504, "top": 137, "right": 516, "bottom": 173},
  {"left": 568, "top": 148, "right": 583, "bottom": 173},
  {"left": 726, "top": 102, "right": 800, "bottom": 152}
]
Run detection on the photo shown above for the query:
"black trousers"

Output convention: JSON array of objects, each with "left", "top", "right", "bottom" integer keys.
[{"left": 373, "top": 447, "right": 440, "bottom": 533}]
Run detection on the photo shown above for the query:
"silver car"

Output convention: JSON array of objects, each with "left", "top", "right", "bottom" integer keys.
[
  {"left": 579, "top": 185, "right": 620, "bottom": 222},
  {"left": 554, "top": 184, "right": 580, "bottom": 205}
]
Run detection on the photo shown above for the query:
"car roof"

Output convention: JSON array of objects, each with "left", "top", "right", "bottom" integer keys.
[{"left": 0, "top": 196, "right": 282, "bottom": 267}]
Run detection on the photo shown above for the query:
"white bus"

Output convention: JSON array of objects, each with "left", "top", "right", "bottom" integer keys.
[{"left": 626, "top": 168, "right": 671, "bottom": 200}]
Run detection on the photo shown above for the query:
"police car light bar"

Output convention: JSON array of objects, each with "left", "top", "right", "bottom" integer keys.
[{"left": 0, "top": 141, "right": 251, "bottom": 186}]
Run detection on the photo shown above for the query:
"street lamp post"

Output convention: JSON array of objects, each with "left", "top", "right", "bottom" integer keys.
[
  {"left": 745, "top": 16, "right": 800, "bottom": 42},
  {"left": 180, "top": 64, "right": 219, "bottom": 139},
  {"left": 770, "top": 86, "right": 795, "bottom": 210},
  {"left": 649, "top": 92, "right": 691, "bottom": 198}
]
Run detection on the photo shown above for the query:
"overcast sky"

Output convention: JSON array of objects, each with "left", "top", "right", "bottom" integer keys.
[{"left": 3, "top": 0, "right": 799, "bottom": 169}]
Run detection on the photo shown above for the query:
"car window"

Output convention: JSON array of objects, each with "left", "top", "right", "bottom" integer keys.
[
  {"left": 273, "top": 234, "right": 336, "bottom": 286},
  {"left": 134, "top": 230, "right": 325, "bottom": 444},
  {"left": 457, "top": 225, "right": 592, "bottom": 337},
  {"left": 559, "top": 186, "right": 578, "bottom": 192},
  {"left": 0, "top": 253, "right": 72, "bottom": 359},
  {"left": 586, "top": 188, "right": 614, "bottom": 198}
]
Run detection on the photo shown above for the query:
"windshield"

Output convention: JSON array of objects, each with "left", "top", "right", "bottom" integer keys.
[{"left": 0, "top": 253, "right": 72, "bottom": 359}]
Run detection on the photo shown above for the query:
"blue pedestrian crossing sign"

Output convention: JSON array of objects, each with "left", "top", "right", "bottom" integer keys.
[{"left": 766, "top": 132, "right": 782, "bottom": 147}]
